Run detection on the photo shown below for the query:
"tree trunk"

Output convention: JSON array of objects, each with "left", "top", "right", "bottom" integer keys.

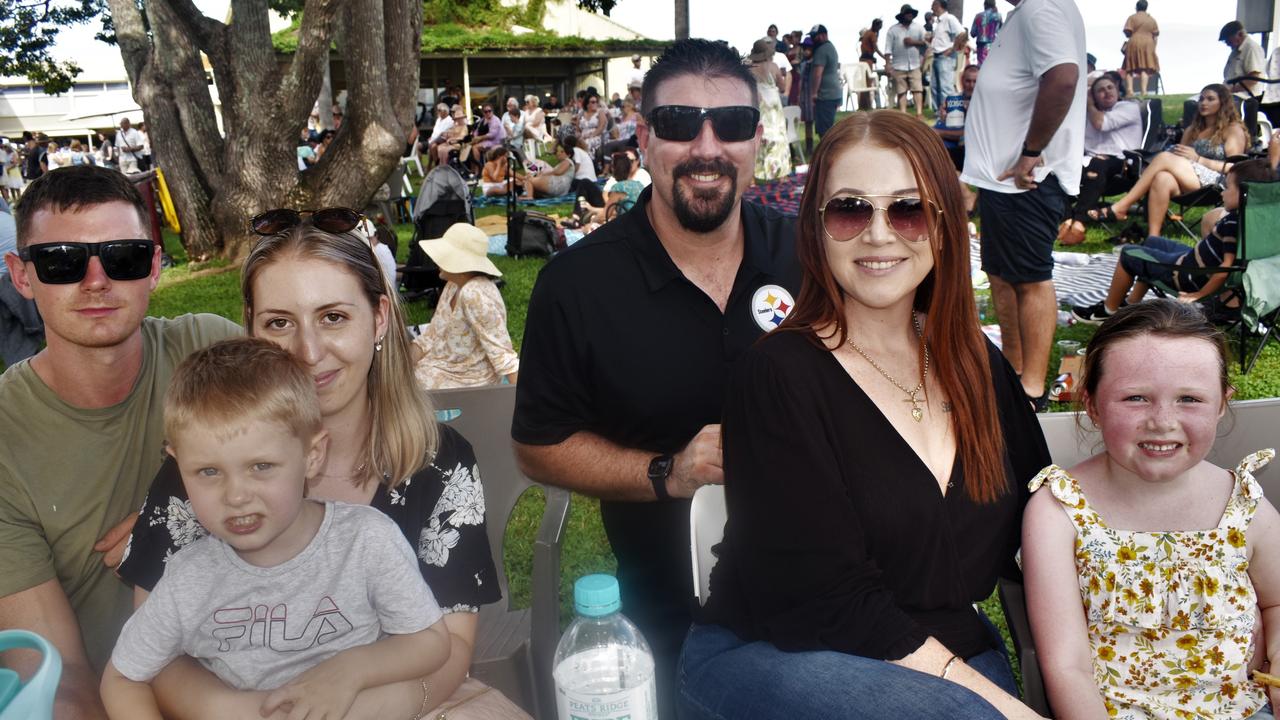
[
  {"left": 674, "top": 0, "right": 689, "bottom": 40},
  {"left": 104, "top": 0, "right": 421, "bottom": 261}
]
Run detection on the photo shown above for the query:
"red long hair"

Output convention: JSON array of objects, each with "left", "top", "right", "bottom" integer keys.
[{"left": 781, "top": 110, "right": 1006, "bottom": 504}]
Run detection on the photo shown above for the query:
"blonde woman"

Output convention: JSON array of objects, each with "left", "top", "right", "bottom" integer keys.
[{"left": 118, "top": 208, "right": 529, "bottom": 719}]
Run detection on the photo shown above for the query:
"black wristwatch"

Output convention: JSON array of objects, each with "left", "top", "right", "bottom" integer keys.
[
  {"left": 1020, "top": 144, "right": 1042, "bottom": 158},
  {"left": 648, "top": 454, "right": 674, "bottom": 501}
]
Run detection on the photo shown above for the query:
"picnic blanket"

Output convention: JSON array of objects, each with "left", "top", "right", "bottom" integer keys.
[
  {"left": 472, "top": 192, "right": 576, "bottom": 209},
  {"left": 967, "top": 234, "right": 1120, "bottom": 308},
  {"left": 743, "top": 173, "right": 806, "bottom": 216}
]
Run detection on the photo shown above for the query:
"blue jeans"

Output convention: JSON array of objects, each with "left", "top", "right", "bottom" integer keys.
[
  {"left": 931, "top": 53, "right": 957, "bottom": 110},
  {"left": 814, "top": 98, "right": 839, "bottom": 136},
  {"left": 676, "top": 622, "right": 1017, "bottom": 719},
  {"left": 1118, "top": 235, "right": 1193, "bottom": 290}
]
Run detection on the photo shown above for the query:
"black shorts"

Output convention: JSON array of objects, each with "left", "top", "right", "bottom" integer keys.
[{"left": 978, "top": 176, "right": 1068, "bottom": 284}]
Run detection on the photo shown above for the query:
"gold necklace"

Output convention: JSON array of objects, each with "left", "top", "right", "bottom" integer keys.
[
  {"left": 315, "top": 459, "right": 369, "bottom": 482},
  {"left": 846, "top": 312, "right": 930, "bottom": 422}
]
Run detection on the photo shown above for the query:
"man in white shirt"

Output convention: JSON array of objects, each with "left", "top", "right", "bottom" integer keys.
[
  {"left": 885, "top": 4, "right": 929, "bottom": 117},
  {"left": 929, "top": 0, "right": 966, "bottom": 111},
  {"left": 114, "top": 118, "right": 144, "bottom": 174},
  {"left": 1221, "top": 21, "right": 1264, "bottom": 97},
  {"left": 1259, "top": 44, "right": 1280, "bottom": 129},
  {"left": 628, "top": 54, "right": 646, "bottom": 91},
  {"left": 961, "top": 0, "right": 1085, "bottom": 411},
  {"left": 1060, "top": 72, "right": 1143, "bottom": 244}
]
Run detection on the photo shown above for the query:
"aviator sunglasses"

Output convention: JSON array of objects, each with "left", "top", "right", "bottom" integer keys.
[
  {"left": 18, "top": 240, "right": 155, "bottom": 285},
  {"left": 249, "top": 207, "right": 364, "bottom": 236},
  {"left": 645, "top": 105, "right": 761, "bottom": 142},
  {"left": 819, "top": 194, "right": 942, "bottom": 243}
]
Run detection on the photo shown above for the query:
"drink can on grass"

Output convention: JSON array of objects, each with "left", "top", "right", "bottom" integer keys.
[{"left": 553, "top": 574, "right": 657, "bottom": 720}]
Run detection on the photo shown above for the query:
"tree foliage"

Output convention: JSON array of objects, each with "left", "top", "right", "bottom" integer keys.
[{"left": 0, "top": 0, "right": 111, "bottom": 94}]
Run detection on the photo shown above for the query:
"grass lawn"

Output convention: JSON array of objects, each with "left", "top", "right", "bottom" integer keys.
[{"left": 21, "top": 95, "right": 1280, "bottom": 688}]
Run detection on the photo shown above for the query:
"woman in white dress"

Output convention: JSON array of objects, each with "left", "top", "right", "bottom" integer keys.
[{"left": 748, "top": 37, "right": 793, "bottom": 181}]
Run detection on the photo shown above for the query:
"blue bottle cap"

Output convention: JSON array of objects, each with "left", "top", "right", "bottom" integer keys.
[{"left": 573, "top": 574, "right": 622, "bottom": 617}]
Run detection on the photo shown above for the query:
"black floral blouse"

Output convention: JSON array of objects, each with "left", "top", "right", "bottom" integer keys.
[{"left": 118, "top": 424, "right": 502, "bottom": 614}]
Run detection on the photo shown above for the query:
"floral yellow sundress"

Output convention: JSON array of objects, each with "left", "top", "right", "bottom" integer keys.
[{"left": 1028, "top": 451, "right": 1274, "bottom": 720}]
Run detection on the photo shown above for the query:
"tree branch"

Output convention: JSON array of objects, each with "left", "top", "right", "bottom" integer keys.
[
  {"left": 166, "top": 0, "right": 226, "bottom": 52},
  {"left": 143, "top": 0, "right": 225, "bottom": 188},
  {"left": 279, "top": 0, "right": 341, "bottom": 122},
  {"left": 103, "top": 0, "right": 151, "bottom": 86}
]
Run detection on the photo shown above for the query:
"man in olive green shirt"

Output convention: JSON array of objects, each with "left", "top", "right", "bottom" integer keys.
[{"left": 0, "top": 165, "right": 237, "bottom": 718}]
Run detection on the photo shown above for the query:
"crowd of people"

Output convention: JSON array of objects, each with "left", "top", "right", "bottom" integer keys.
[
  {"left": 8, "top": 4, "right": 1280, "bottom": 719},
  {"left": 3, "top": 118, "right": 153, "bottom": 192}
]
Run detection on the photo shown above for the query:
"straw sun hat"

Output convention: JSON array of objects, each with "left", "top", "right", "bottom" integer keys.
[{"left": 418, "top": 223, "right": 502, "bottom": 277}]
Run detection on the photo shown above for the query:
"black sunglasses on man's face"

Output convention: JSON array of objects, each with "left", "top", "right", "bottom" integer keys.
[{"left": 645, "top": 105, "right": 760, "bottom": 143}]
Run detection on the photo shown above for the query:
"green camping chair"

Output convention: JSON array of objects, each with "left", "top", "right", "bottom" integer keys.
[{"left": 1122, "top": 180, "right": 1280, "bottom": 373}]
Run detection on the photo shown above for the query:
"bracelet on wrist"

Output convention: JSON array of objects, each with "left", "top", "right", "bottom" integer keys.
[
  {"left": 410, "top": 678, "right": 432, "bottom": 720},
  {"left": 940, "top": 654, "right": 961, "bottom": 679}
]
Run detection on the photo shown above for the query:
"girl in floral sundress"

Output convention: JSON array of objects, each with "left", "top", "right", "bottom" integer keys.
[{"left": 1022, "top": 299, "right": 1280, "bottom": 720}]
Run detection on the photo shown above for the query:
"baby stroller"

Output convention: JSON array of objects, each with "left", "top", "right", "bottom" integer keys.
[{"left": 404, "top": 164, "right": 474, "bottom": 307}]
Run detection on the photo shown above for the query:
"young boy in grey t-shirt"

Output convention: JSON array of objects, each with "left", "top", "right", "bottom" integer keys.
[{"left": 101, "top": 338, "right": 451, "bottom": 719}]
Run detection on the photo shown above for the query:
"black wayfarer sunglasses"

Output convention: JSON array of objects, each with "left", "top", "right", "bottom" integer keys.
[
  {"left": 249, "top": 207, "right": 364, "bottom": 236},
  {"left": 18, "top": 240, "right": 156, "bottom": 285},
  {"left": 645, "top": 105, "right": 761, "bottom": 143}
]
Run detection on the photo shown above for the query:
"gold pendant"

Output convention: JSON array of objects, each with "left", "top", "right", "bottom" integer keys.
[{"left": 911, "top": 406, "right": 924, "bottom": 422}]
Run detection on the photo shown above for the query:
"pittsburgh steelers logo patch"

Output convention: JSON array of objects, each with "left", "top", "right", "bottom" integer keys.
[{"left": 751, "top": 285, "right": 795, "bottom": 332}]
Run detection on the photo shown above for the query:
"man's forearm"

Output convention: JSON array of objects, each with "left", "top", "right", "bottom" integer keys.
[
  {"left": 1024, "top": 63, "right": 1080, "bottom": 151},
  {"left": 515, "top": 432, "right": 656, "bottom": 502},
  {"left": 57, "top": 663, "right": 110, "bottom": 720},
  {"left": 812, "top": 67, "right": 825, "bottom": 94}
]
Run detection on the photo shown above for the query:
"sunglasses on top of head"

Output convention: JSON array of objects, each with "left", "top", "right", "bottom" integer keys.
[
  {"left": 645, "top": 105, "right": 761, "bottom": 143},
  {"left": 819, "top": 194, "right": 942, "bottom": 243},
  {"left": 17, "top": 239, "right": 156, "bottom": 285},
  {"left": 249, "top": 207, "right": 364, "bottom": 236}
]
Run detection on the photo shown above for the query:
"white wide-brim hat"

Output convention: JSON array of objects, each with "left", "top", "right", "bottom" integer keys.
[{"left": 419, "top": 222, "right": 502, "bottom": 277}]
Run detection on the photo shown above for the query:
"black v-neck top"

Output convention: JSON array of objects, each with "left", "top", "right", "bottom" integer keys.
[{"left": 699, "top": 329, "right": 1050, "bottom": 661}]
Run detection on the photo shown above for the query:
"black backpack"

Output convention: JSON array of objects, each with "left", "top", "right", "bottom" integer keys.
[{"left": 506, "top": 210, "right": 562, "bottom": 258}]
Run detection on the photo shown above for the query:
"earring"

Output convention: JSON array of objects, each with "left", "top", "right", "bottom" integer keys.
[{"left": 375, "top": 338, "right": 384, "bottom": 352}]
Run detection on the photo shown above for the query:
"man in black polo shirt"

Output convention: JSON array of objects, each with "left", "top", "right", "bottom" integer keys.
[{"left": 512, "top": 39, "right": 801, "bottom": 717}]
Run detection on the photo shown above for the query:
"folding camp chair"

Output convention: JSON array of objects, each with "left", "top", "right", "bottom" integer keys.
[{"left": 1121, "top": 180, "right": 1280, "bottom": 373}]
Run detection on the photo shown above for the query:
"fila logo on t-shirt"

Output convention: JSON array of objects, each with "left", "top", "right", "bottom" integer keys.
[
  {"left": 751, "top": 285, "right": 795, "bottom": 332},
  {"left": 210, "top": 596, "right": 353, "bottom": 653}
]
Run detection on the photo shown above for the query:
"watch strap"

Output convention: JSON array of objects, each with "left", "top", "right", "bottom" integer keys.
[{"left": 648, "top": 454, "right": 673, "bottom": 501}]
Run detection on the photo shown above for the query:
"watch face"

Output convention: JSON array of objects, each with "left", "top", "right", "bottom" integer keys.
[{"left": 649, "top": 455, "right": 674, "bottom": 479}]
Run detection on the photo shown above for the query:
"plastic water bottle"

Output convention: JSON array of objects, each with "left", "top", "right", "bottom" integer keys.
[{"left": 553, "top": 574, "right": 658, "bottom": 720}]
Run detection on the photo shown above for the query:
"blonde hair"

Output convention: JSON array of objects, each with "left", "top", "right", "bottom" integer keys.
[
  {"left": 241, "top": 222, "right": 438, "bottom": 488},
  {"left": 165, "top": 337, "right": 322, "bottom": 444}
]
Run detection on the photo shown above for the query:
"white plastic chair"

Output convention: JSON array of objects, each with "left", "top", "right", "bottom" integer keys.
[
  {"left": 689, "top": 484, "right": 727, "bottom": 606},
  {"left": 401, "top": 153, "right": 424, "bottom": 177},
  {"left": 844, "top": 63, "right": 884, "bottom": 110}
]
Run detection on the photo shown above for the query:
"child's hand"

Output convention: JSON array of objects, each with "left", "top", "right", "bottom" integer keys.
[
  {"left": 1177, "top": 292, "right": 1200, "bottom": 304},
  {"left": 260, "top": 655, "right": 361, "bottom": 720}
]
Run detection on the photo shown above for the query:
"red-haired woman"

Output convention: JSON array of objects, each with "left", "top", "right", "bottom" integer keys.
[{"left": 677, "top": 111, "right": 1050, "bottom": 719}]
